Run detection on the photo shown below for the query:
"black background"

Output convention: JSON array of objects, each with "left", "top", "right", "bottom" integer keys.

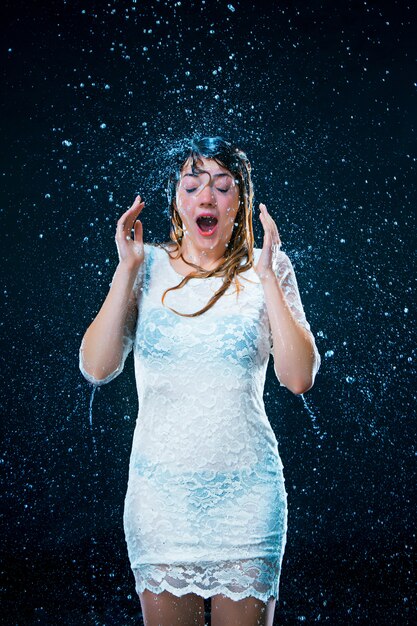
[{"left": 1, "top": 0, "right": 416, "bottom": 624}]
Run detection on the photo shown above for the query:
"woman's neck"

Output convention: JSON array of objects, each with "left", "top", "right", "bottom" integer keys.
[{"left": 169, "top": 241, "right": 225, "bottom": 272}]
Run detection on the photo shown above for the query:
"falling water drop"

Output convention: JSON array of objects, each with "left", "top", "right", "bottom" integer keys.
[
  {"left": 89, "top": 385, "right": 98, "bottom": 428},
  {"left": 88, "top": 384, "right": 98, "bottom": 461},
  {"left": 299, "top": 394, "right": 327, "bottom": 443},
  {"left": 87, "top": 384, "right": 99, "bottom": 619}
]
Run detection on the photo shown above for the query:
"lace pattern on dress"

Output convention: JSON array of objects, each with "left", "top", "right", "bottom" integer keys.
[
  {"left": 269, "top": 251, "right": 321, "bottom": 382},
  {"left": 79, "top": 243, "right": 320, "bottom": 603},
  {"left": 133, "top": 556, "right": 285, "bottom": 602}
]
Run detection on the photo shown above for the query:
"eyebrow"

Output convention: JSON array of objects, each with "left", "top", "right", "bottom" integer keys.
[{"left": 181, "top": 172, "right": 233, "bottom": 180}]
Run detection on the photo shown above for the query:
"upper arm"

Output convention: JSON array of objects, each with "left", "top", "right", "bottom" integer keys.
[
  {"left": 271, "top": 251, "right": 312, "bottom": 335},
  {"left": 268, "top": 250, "right": 321, "bottom": 382},
  {"left": 79, "top": 253, "right": 146, "bottom": 386}
]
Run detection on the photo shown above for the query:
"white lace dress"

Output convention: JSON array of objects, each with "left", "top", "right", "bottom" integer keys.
[{"left": 79, "top": 243, "right": 320, "bottom": 603}]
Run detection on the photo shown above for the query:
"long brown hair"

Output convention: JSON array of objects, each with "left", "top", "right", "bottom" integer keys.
[{"left": 157, "top": 136, "right": 255, "bottom": 317}]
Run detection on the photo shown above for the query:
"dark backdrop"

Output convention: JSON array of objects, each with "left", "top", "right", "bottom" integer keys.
[{"left": 1, "top": 1, "right": 416, "bottom": 624}]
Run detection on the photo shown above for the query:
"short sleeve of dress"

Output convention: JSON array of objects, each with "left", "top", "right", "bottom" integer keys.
[
  {"left": 79, "top": 247, "right": 147, "bottom": 386},
  {"left": 269, "top": 250, "right": 321, "bottom": 384},
  {"left": 271, "top": 251, "right": 311, "bottom": 335}
]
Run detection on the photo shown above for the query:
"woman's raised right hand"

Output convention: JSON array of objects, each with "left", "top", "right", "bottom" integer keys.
[{"left": 115, "top": 195, "right": 145, "bottom": 269}]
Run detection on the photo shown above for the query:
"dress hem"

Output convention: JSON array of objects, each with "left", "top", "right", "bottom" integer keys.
[{"left": 133, "top": 576, "right": 279, "bottom": 603}]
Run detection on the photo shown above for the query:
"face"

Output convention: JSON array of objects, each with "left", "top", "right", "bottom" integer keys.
[{"left": 175, "top": 157, "right": 241, "bottom": 252}]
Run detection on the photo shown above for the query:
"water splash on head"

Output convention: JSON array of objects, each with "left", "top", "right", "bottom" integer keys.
[{"left": 130, "top": 134, "right": 252, "bottom": 220}]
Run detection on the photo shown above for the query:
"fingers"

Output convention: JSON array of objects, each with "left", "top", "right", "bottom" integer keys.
[
  {"left": 133, "top": 219, "right": 143, "bottom": 243},
  {"left": 119, "top": 195, "right": 144, "bottom": 225},
  {"left": 116, "top": 195, "right": 145, "bottom": 240},
  {"left": 125, "top": 195, "right": 145, "bottom": 233},
  {"left": 259, "top": 203, "right": 281, "bottom": 247}
]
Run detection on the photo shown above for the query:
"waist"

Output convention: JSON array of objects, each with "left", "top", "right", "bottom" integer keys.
[{"left": 132, "top": 450, "right": 284, "bottom": 479}]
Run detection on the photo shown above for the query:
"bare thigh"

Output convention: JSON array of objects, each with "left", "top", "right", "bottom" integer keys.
[
  {"left": 211, "top": 593, "right": 276, "bottom": 626},
  {"left": 139, "top": 589, "right": 205, "bottom": 626}
]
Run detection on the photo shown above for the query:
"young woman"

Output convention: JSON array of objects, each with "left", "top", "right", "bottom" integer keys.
[{"left": 79, "top": 136, "right": 321, "bottom": 626}]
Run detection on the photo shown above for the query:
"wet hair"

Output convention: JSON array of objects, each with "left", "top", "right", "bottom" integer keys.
[{"left": 158, "top": 136, "right": 255, "bottom": 317}]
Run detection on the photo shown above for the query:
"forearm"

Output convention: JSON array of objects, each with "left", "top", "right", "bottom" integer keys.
[
  {"left": 260, "top": 269, "right": 320, "bottom": 394},
  {"left": 80, "top": 261, "right": 140, "bottom": 382}
]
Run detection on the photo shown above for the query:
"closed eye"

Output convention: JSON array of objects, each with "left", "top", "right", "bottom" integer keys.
[{"left": 185, "top": 187, "right": 230, "bottom": 194}]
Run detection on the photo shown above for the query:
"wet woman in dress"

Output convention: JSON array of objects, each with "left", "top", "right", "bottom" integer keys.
[{"left": 80, "top": 137, "right": 321, "bottom": 625}]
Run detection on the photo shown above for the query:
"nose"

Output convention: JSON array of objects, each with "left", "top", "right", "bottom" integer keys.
[{"left": 196, "top": 181, "right": 216, "bottom": 204}]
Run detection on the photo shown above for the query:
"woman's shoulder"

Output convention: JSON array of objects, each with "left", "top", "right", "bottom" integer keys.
[
  {"left": 143, "top": 242, "right": 162, "bottom": 250},
  {"left": 252, "top": 246, "right": 291, "bottom": 264},
  {"left": 250, "top": 247, "right": 294, "bottom": 282},
  {"left": 142, "top": 242, "right": 173, "bottom": 272},
  {"left": 143, "top": 242, "right": 171, "bottom": 255}
]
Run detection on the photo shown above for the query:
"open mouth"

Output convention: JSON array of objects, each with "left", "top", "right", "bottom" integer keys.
[{"left": 196, "top": 215, "right": 218, "bottom": 236}]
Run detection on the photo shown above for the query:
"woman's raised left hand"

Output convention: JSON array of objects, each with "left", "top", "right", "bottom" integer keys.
[{"left": 254, "top": 203, "right": 282, "bottom": 281}]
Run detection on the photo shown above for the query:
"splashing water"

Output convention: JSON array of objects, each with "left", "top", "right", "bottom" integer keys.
[
  {"left": 89, "top": 385, "right": 98, "bottom": 428},
  {"left": 300, "top": 394, "right": 327, "bottom": 443},
  {"left": 88, "top": 384, "right": 98, "bottom": 461},
  {"left": 87, "top": 384, "right": 99, "bottom": 618}
]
